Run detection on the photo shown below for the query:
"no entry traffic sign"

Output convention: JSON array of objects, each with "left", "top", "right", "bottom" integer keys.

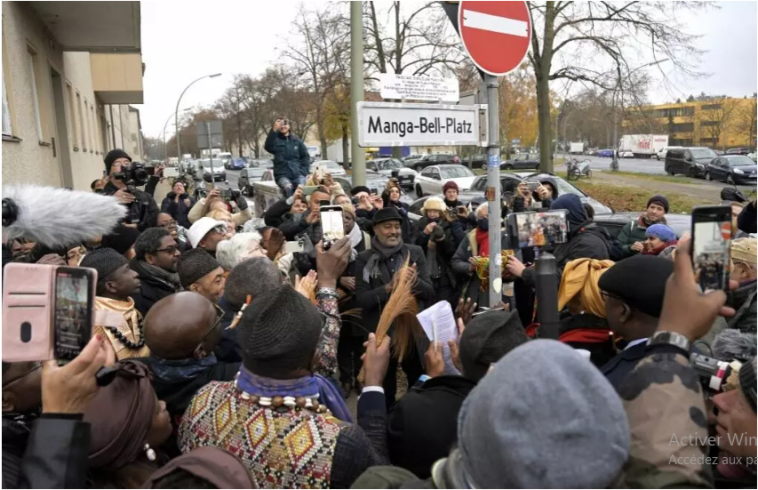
[{"left": 458, "top": 1, "right": 532, "bottom": 76}]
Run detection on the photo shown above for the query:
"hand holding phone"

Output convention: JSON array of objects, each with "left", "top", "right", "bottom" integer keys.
[
  {"left": 320, "top": 205, "right": 345, "bottom": 249},
  {"left": 691, "top": 205, "right": 732, "bottom": 291}
]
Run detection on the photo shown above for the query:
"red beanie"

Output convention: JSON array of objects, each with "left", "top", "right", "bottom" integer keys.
[{"left": 443, "top": 181, "right": 459, "bottom": 193}]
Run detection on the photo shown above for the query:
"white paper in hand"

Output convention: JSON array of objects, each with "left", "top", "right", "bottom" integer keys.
[{"left": 416, "top": 300, "right": 461, "bottom": 375}]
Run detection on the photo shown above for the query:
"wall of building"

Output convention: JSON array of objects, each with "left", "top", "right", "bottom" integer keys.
[{"left": 2, "top": 1, "right": 66, "bottom": 188}]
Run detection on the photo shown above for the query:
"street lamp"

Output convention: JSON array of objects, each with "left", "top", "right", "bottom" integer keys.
[
  {"left": 175, "top": 73, "right": 222, "bottom": 160},
  {"left": 161, "top": 109, "right": 191, "bottom": 161}
]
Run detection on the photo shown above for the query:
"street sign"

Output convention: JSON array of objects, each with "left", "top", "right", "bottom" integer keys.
[
  {"left": 356, "top": 101, "right": 487, "bottom": 148},
  {"left": 196, "top": 120, "right": 224, "bottom": 149},
  {"left": 379, "top": 73, "right": 460, "bottom": 103},
  {"left": 458, "top": 1, "right": 532, "bottom": 76}
]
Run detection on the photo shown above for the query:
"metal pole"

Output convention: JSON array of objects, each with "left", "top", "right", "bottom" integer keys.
[
  {"left": 611, "top": 89, "right": 619, "bottom": 171},
  {"left": 207, "top": 122, "right": 216, "bottom": 189},
  {"left": 485, "top": 74, "right": 501, "bottom": 307},
  {"left": 350, "top": 1, "right": 366, "bottom": 186}
]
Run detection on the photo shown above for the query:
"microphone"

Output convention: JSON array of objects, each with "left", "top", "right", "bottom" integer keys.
[
  {"left": 713, "top": 329, "right": 757, "bottom": 363},
  {"left": 3, "top": 184, "right": 127, "bottom": 247}
]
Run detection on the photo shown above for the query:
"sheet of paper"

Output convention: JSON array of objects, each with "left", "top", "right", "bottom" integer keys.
[{"left": 416, "top": 300, "right": 461, "bottom": 375}]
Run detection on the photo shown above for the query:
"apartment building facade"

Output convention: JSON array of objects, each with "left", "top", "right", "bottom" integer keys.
[{"left": 2, "top": 1, "right": 145, "bottom": 191}]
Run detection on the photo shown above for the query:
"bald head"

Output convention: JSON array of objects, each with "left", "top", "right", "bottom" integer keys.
[{"left": 144, "top": 292, "right": 219, "bottom": 360}]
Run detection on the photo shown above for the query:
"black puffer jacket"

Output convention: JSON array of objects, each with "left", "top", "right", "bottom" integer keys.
[
  {"left": 414, "top": 218, "right": 464, "bottom": 285},
  {"left": 263, "top": 129, "right": 310, "bottom": 182}
]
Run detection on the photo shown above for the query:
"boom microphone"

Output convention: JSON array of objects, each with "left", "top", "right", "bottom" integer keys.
[
  {"left": 713, "top": 329, "right": 757, "bottom": 362},
  {"left": 2, "top": 185, "right": 127, "bottom": 247}
]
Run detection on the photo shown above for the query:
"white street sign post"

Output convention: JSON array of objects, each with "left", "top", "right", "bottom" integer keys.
[
  {"left": 379, "top": 73, "right": 460, "bottom": 103},
  {"left": 356, "top": 101, "right": 487, "bottom": 148}
]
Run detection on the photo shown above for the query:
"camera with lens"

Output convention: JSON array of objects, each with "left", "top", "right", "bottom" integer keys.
[
  {"left": 690, "top": 352, "right": 743, "bottom": 395},
  {"left": 112, "top": 162, "right": 150, "bottom": 189},
  {"left": 219, "top": 189, "right": 241, "bottom": 201}
]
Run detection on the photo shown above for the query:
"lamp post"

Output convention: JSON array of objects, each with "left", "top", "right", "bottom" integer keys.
[
  {"left": 161, "top": 109, "right": 191, "bottom": 161},
  {"left": 175, "top": 73, "right": 222, "bottom": 160}
]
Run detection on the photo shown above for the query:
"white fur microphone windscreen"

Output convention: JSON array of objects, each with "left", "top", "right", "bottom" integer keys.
[
  {"left": 3, "top": 184, "right": 127, "bottom": 247},
  {"left": 712, "top": 329, "right": 757, "bottom": 362}
]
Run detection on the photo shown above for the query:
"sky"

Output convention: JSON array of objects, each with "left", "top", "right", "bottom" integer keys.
[{"left": 136, "top": 1, "right": 758, "bottom": 138}]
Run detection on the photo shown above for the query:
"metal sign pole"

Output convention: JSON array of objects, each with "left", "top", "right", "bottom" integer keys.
[
  {"left": 485, "top": 74, "right": 501, "bottom": 307},
  {"left": 207, "top": 122, "right": 216, "bottom": 189}
]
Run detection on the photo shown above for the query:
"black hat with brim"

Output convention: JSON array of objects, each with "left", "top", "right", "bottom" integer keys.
[{"left": 372, "top": 207, "right": 403, "bottom": 226}]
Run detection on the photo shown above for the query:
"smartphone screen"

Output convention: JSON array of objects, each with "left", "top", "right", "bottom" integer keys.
[
  {"left": 320, "top": 206, "right": 345, "bottom": 243},
  {"left": 692, "top": 205, "right": 732, "bottom": 292},
  {"left": 527, "top": 181, "right": 539, "bottom": 193},
  {"left": 54, "top": 267, "right": 94, "bottom": 361},
  {"left": 508, "top": 210, "right": 569, "bottom": 248}
]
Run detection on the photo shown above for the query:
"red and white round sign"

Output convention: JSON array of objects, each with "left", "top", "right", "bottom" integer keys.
[{"left": 458, "top": 1, "right": 532, "bottom": 76}]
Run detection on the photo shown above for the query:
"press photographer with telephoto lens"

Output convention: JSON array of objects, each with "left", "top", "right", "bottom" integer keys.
[{"left": 100, "top": 150, "right": 161, "bottom": 231}]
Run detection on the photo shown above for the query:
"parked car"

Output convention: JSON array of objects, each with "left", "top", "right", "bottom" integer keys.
[
  {"left": 586, "top": 148, "right": 598, "bottom": 156},
  {"left": 705, "top": 155, "right": 758, "bottom": 185},
  {"left": 655, "top": 146, "right": 683, "bottom": 160},
  {"left": 726, "top": 148, "right": 750, "bottom": 156},
  {"left": 402, "top": 153, "right": 426, "bottom": 168},
  {"left": 618, "top": 151, "right": 635, "bottom": 158},
  {"left": 239, "top": 167, "right": 268, "bottom": 196},
  {"left": 411, "top": 153, "right": 461, "bottom": 172},
  {"left": 248, "top": 159, "right": 273, "bottom": 169},
  {"left": 465, "top": 154, "right": 487, "bottom": 169},
  {"left": 366, "top": 158, "right": 417, "bottom": 189},
  {"left": 596, "top": 149, "right": 615, "bottom": 158},
  {"left": 664, "top": 147, "right": 717, "bottom": 178},
  {"left": 310, "top": 160, "right": 346, "bottom": 177},
  {"left": 331, "top": 171, "right": 414, "bottom": 206},
  {"left": 200, "top": 159, "right": 226, "bottom": 182},
  {"left": 414, "top": 164, "right": 476, "bottom": 198},
  {"left": 748, "top": 152, "right": 757, "bottom": 162},
  {"left": 217, "top": 152, "right": 233, "bottom": 169},
  {"left": 226, "top": 158, "right": 246, "bottom": 170},
  {"left": 483, "top": 153, "right": 541, "bottom": 171}
]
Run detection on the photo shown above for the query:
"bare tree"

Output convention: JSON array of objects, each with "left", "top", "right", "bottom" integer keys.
[
  {"left": 701, "top": 98, "right": 738, "bottom": 150},
  {"left": 734, "top": 98, "right": 757, "bottom": 151},
  {"left": 527, "top": 1, "right": 707, "bottom": 172}
]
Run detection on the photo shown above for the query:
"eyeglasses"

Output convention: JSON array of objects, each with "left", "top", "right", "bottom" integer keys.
[
  {"left": 192, "top": 305, "right": 224, "bottom": 355},
  {"left": 158, "top": 219, "right": 177, "bottom": 228},
  {"left": 154, "top": 246, "right": 178, "bottom": 255},
  {"left": 212, "top": 225, "right": 228, "bottom": 235}
]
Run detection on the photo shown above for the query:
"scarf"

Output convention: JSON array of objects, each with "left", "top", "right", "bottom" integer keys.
[
  {"left": 138, "top": 260, "right": 181, "bottom": 290},
  {"left": 236, "top": 366, "right": 352, "bottom": 422},
  {"left": 149, "top": 354, "right": 219, "bottom": 383},
  {"left": 363, "top": 235, "right": 408, "bottom": 284},
  {"left": 639, "top": 213, "right": 667, "bottom": 228},
  {"left": 476, "top": 228, "right": 489, "bottom": 257},
  {"left": 642, "top": 240, "right": 678, "bottom": 256},
  {"left": 347, "top": 223, "right": 363, "bottom": 262},
  {"left": 95, "top": 297, "right": 142, "bottom": 339}
]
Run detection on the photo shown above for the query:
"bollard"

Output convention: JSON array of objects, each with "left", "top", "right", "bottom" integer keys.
[{"left": 535, "top": 252, "right": 560, "bottom": 339}]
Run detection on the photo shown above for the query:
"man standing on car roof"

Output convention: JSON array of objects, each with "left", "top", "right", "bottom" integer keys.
[{"left": 264, "top": 118, "right": 310, "bottom": 198}]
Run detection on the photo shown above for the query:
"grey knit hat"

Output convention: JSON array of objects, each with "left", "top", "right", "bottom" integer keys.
[
  {"left": 80, "top": 247, "right": 129, "bottom": 282},
  {"left": 458, "top": 309, "right": 528, "bottom": 382},
  {"left": 457, "top": 339, "right": 630, "bottom": 488},
  {"left": 177, "top": 248, "right": 221, "bottom": 289}
]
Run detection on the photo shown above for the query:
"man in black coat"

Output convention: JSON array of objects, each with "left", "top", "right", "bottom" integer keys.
[
  {"left": 355, "top": 207, "right": 436, "bottom": 406},
  {"left": 160, "top": 181, "right": 195, "bottom": 229},
  {"left": 263, "top": 118, "right": 310, "bottom": 197},
  {"left": 100, "top": 149, "right": 160, "bottom": 231},
  {"left": 597, "top": 255, "right": 674, "bottom": 390},
  {"left": 130, "top": 228, "right": 182, "bottom": 316}
]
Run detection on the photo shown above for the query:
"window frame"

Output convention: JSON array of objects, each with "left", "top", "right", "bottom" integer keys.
[{"left": 27, "top": 47, "right": 44, "bottom": 142}]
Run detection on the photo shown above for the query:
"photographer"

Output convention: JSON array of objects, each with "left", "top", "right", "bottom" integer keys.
[
  {"left": 187, "top": 188, "right": 252, "bottom": 227},
  {"left": 263, "top": 118, "right": 310, "bottom": 197},
  {"left": 101, "top": 149, "right": 160, "bottom": 231},
  {"left": 160, "top": 181, "right": 195, "bottom": 229}
]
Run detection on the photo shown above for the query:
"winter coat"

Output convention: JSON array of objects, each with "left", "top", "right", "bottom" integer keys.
[
  {"left": 727, "top": 279, "right": 757, "bottom": 333},
  {"left": 129, "top": 258, "right": 181, "bottom": 317},
  {"left": 187, "top": 198, "right": 253, "bottom": 227},
  {"left": 354, "top": 244, "right": 435, "bottom": 335},
  {"left": 263, "top": 129, "right": 310, "bottom": 182},
  {"left": 737, "top": 202, "right": 756, "bottom": 234},
  {"left": 3, "top": 415, "right": 90, "bottom": 489},
  {"left": 161, "top": 193, "right": 195, "bottom": 229},
  {"left": 102, "top": 181, "right": 160, "bottom": 231},
  {"left": 414, "top": 218, "right": 464, "bottom": 289},
  {"left": 617, "top": 218, "right": 650, "bottom": 258}
]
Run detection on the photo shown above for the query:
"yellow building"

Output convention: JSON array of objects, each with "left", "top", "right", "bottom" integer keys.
[
  {"left": 625, "top": 96, "right": 757, "bottom": 150},
  {"left": 2, "top": 2, "right": 145, "bottom": 191}
]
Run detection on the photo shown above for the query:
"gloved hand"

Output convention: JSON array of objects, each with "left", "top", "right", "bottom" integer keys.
[{"left": 235, "top": 194, "right": 249, "bottom": 211}]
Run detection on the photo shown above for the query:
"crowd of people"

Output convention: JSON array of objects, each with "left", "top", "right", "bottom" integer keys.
[{"left": 2, "top": 134, "right": 757, "bottom": 489}]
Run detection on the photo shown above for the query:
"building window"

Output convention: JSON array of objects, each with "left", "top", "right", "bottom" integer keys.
[
  {"left": 701, "top": 120, "right": 718, "bottom": 127},
  {"left": 2, "top": 75, "right": 12, "bottom": 136},
  {"left": 91, "top": 104, "right": 99, "bottom": 153},
  {"left": 27, "top": 48, "right": 43, "bottom": 141},
  {"left": 77, "top": 92, "right": 86, "bottom": 150},
  {"left": 672, "top": 122, "right": 694, "bottom": 132},
  {"left": 66, "top": 83, "right": 78, "bottom": 148},
  {"left": 702, "top": 103, "right": 722, "bottom": 111},
  {"left": 83, "top": 100, "right": 92, "bottom": 151}
]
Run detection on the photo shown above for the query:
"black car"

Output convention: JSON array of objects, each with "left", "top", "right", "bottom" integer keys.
[
  {"left": 664, "top": 147, "right": 718, "bottom": 178},
  {"left": 498, "top": 154, "right": 541, "bottom": 171},
  {"left": 464, "top": 154, "right": 487, "bottom": 169},
  {"left": 239, "top": 167, "right": 268, "bottom": 196},
  {"left": 726, "top": 148, "right": 750, "bottom": 156},
  {"left": 705, "top": 155, "right": 758, "bottom": 185},
  {"left": 411, "top": 153, "right": 461, "bottom": 172}
]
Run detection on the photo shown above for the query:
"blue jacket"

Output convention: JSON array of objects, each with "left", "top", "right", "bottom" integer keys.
[{"left": 264, "top": 129, "right": 310, "bottom": 182}]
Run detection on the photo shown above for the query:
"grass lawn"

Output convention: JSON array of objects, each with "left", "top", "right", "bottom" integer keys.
[
  {"left": 570, "top": 180, "right": 702, "bottom": 214},
  {"left": 603, "top": 171, "right": 694, "bottom": 184}
]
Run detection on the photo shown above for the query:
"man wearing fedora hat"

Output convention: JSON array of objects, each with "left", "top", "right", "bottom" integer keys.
[{"left": 355, "top": 207, "right": 435, "bottom": 406}]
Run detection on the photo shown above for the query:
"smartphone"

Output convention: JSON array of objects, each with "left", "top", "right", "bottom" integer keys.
[
  {"left": 391, "top": 170, "right": 400, "bottom": 178},
  {"left": 2, "top": 264, "right": 97, "bottom": 362},
  {"left": 163, "top": 167, "right": 179, "bottom": 178},
  {"left": 370, "top": 187, "right": 379, "bottom": 195},
  {"left": 53, "top": 267, "right": 96, "bottom": 361},
  {"left": 219, "top": 188, "right": 232, "bottom": 201},
  {"left": 527, "top": 181, "right": 540, "bottom": 193},
  {"left": 691, "top": 205, "right": 732, "bottom": 291},
  {"left": 506, "top": 210, "right": 569, "bottom": 249},
  {"left": 284, "top": 240, "right": 305, "bottom": 254},
  {"left": 320, "top": 205, "right": 345, "bottom": 245},
  {"left": 303, "top": 186, "right": 319, "bottom": 197}
]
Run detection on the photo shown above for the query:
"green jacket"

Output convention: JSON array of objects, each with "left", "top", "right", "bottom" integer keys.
[{"left": 618, "top": 218, "right": 649, "bottom": 258}]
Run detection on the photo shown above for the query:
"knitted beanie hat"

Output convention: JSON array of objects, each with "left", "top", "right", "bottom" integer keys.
[
  {"left": 104, "top": 149, "right": 132, "bottom": 173},
  {"left": 645, "top": 223, "right": 676, "bottom": 243},
  {"left": 647, "top": 194, "right": 670, "bottom": 213},
  {"left": 80, "top": 248, "right": 129, "bottom": 281},
  {"left": 457, "top": 340, "right": 630, "bottom": 488},
  {"left": 101, "top": 224, "right": 142, "bottom": 256},
  {"left": 443, "top": 181, "right": 459, "bottom": 193},
  {"left": 177, "top": 248, "right": 221, "bottom": 288},
  {"left": 239, "top": 284, "right": 323, "bottom": 373}
]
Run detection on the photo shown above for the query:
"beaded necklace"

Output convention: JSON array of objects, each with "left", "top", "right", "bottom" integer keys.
[{"left": 233, "top": 373, "right": 330, "bottom": 414}]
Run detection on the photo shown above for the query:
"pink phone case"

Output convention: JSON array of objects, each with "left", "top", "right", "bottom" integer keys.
[{"left": 2, "top": 264, "right": 56, "bottom": 362}]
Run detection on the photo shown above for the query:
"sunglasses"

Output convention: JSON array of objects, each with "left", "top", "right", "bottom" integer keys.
[{"left": 192, "top": 304, "right": 225, "bottom": 355}]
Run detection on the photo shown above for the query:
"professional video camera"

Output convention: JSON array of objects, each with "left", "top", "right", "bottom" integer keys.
[{"left": 111, "top": 162, "right": 150, "bottom": 190}]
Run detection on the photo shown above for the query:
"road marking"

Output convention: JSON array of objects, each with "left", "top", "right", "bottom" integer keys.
[{"left": 462, "top": 9, "right": 529, "bottom": 37}]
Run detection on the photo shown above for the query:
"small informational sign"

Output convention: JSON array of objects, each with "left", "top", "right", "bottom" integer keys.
[
  {"left": 487, "top": 154, "right": 500, "bottom": 168},
  {"left": 357, "top": 102, "right": 487, "bottom": 148},
  {"left": 379, "top": 73, "right": 460, "bottom": 103},
  {"left": 196, "top": 121, "right": 224, "bottom": 149}
]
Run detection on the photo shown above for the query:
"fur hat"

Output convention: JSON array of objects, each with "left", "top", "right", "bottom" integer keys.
[{"left": 421, "top": 197, "right": 447, "bottom": 214}]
